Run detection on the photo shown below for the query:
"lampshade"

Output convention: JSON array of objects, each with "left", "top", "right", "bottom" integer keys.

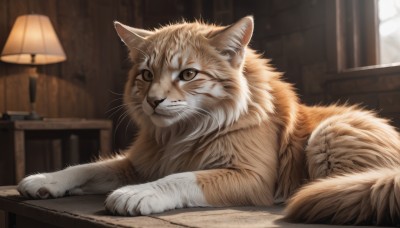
[{"left": 1, "top": 14, "right": 66, "bottom": 65}]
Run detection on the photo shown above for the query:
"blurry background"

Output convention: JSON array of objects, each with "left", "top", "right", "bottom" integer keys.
[{"left": 1, "top": 0, "right": 399, "bottom": 181}]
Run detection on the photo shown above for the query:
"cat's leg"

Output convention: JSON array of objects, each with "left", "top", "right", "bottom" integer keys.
[
  {"left": 18, "top": 155, "right": 136, "bottom": 199},
  {"left": 274, "top": 140, "right": 308, "bottom": 202},
  {"left": 305, "top": 111, "right": 400, "bottom": 180},
  {"left": 105, "top": 169, "right": 274, "bottom": 216}
]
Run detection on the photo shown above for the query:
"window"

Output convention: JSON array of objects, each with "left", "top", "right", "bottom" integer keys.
[
  {"left": 324, "top": 0, "right": 400, "bottom": 128},
  {"left": 379, "top": 0, "right": 400, "bottom": 64},
  {"left": 326, "top": 0, "right": 400, "bottom": 73}
]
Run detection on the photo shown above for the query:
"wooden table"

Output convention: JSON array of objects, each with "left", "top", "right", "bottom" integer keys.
[
  {"left": 0, "top": 119, "right": 112, "bottom": 183},
  {"left": 0, "top": 186, "right": 387, "bottom": 228}
]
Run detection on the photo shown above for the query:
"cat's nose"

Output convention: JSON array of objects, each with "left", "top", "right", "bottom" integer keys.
[{"left": 147, "top": 97, "right": 166, "bottom": 109}]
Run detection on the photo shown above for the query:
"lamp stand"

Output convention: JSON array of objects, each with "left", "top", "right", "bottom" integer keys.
[{"left": 25, "top": 63, "right": 42, "bottom": 120}]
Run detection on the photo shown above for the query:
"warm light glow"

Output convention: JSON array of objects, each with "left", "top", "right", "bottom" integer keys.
[
  {"left": 379, "top": 0, "right": 400, "bottom": 64},
  {"left": 0, "top": 14, "right": 66, "bottom": 65}
]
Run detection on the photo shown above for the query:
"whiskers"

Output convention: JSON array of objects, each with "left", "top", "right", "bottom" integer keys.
[
  {"left": 108, "top": 89, "right": 125, "bottom": 96},
  {"left": 113, "top": 107, "right": 132, "bottom": 137},
  {"left": 105, "top": 93, "right": 137, "bottom": 147}
]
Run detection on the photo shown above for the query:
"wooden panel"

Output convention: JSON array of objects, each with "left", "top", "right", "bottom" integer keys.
[
  {"left": 35, "top": 71, "right": 48, "bottom": 117},
  {"left": 345, "top": 0, "right": 362, "bottom": 68},
  {"left": 99, "top": 129, "right": 112, "bottom": 157},
  {"left": 50, "top": 139, "right": 62, "bottom": 171},
  {"left": 25, "top": 139, "right": 51, "bottom": 176},
  {"left": 303, "top": 26, "right": 325, "bottom": 64},
  {"left": 46, "top": 75, "right": 60, "bottom": 118},
  {"left": 13, "top": 130, "right": 25, "bottom": 183},
  {"left": 0, "top": 129, "right": 15, "bottom": 185},
  {"left": 142, "top": 0, "right": 193, "bottom": 29},
  {"left": 301, "top": 63, "right": 327, "bottom": 94},
  {"left": 10, "top": 120, "right": 112, "bottom": 130},
  {"left": 378, "top": 91, "right": 400, "bottom": 113},
  {"left": 330, "top": 93, "right": 379, "bottom": 110},
  {"left": 327, "top": 0, "right": 378, "bottom": 71},
  {"left": 5, "top": 70, "right": 30, "bottom": 112},
  {"left": 299, "top": 0, "right": 325, "bottom": 28},
  {"left": 0, "top": 210, "right": 7, "bottom": 228},
  {"left": 271, "top": 5, "right": 302, "bottom": 36},
  {"left": 0, "top": 0, "right": 7, "bottom": 113},
  {"left": 261, "top": 38, "right": 283, "bottom": 58},
  {"left": 0, "top": 188, "right": 182, "bottom": 228},
  {"left": 327, "top": 74, "right": 400, "bottom": 95},
  {"left": 62, "top": 134, "right": 80, "bottom": 166},
  {"left": 0, "top": 70, "right": 5, "bottom": 114},
  {"left": 0, "top": 0, "right": 144, "bottom": 153},
  {"left": 273, "top": 0, "right": 300, "bottom": 11},
  {"left": 16, "top": 215, "right": 61, "bottom": 228},
  {"left": 325, "top": 0, "right": 346, "bottom": 73},
  {"left": 361, "top": 0, "right": 379, "bottom": 66},
  {"left": 57, "top": 0, "right": 90, "bottom": 118},
  {"left": 5, "top": 0, "right": 30, "bottom": 113},
  {"left": 88, "top": 0, "right": 121, "bottom": 119}
]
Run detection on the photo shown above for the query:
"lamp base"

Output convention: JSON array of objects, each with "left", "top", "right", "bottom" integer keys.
[
  {"left": 25, "top": 111, "right": 43, "bottom": 120},
  {"left": 1, "top": 111, "right": 30, "bottom": 121}
]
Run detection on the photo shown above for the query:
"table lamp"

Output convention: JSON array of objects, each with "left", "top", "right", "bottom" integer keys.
[{"left": 1, "top": 14, "right": 66, "bottom": 120}]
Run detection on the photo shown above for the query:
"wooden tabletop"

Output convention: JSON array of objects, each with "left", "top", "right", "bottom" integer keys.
[
  {"left": 0, "top": 119, "right": 112, "bottom": 130},
  {"left": 0, "top": 186, "right": 387, "bottom": 228}
]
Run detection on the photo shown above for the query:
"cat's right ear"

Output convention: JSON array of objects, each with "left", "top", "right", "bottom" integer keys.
[
  {"left": 210, "top": 16, "right": 254, "bottom": 68},
  {"left": 114, "top": 21, "right": 153, "bottom": 47}
]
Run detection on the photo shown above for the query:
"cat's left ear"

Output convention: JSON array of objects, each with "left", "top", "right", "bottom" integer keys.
[
  {"left": 210, "top": 16, "right": 254, "bottom": 68},
  {"left": 114, "top": 21, "right": 154, "bottom": 48}
]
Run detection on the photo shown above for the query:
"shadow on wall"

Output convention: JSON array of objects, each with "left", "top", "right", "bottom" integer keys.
[
  {"left": 0, "top": 64, "right": 95, "bottom": 118},
  {"left": 0, "top": 62, "right": 137, "bottom": 153}
]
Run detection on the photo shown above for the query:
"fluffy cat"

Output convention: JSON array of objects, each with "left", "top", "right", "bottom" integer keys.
[{"left": 18, "top": 16, "right": 400, "bottom": 225}]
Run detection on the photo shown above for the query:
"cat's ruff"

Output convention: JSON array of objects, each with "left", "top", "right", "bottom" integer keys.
[{"left": 18, "top": 16, "right": 400, "bottom": 225}]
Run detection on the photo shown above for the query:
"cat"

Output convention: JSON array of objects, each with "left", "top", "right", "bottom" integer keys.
[{"left": 17, "top": 16, "right": 400, "bottom": 225}]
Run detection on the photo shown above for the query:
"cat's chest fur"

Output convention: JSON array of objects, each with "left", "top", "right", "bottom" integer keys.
[
  {"left": 127, "top": 134, "right": 211, "bottom": 181},
  {"left": 126, "top": 121, "right": 280, "bottom": 184}
]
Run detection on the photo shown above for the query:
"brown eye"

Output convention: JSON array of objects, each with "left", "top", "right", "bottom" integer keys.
[
  {"left": 142, "top": 70, "right": 153, "bottom": 82},
  {"left": 179, "top": 69, "right": 198, "bottom": 81}
]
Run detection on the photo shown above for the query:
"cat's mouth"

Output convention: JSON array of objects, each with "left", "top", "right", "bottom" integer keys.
[
  {"left": 153, "top": 110, "right": 174, "bottom": 118},
  {"left": 149, "top": 110, "right": 180, "bottom": 127}
]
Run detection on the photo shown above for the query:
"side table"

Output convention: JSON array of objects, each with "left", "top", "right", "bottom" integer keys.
[{"left": 0, "top": 119, "right": 113, "bottom": 183}]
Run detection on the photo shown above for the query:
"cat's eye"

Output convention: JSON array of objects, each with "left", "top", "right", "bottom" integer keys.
[
  {"left": 179, "top": 69, "right": 198, "bottom": 81},
  {"left": 141, "top": 70, "right": 153, "bottom": 82}
]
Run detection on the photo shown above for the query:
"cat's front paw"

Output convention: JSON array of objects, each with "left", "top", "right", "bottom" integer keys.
[
  {"left": 105, "top": 183, "right": 177, "bottom": 216},
  {"left": 17, "top": 173, "right": 66, "bottom": 199}
]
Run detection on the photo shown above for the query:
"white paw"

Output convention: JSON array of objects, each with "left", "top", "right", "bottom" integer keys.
[
  {"left": 105, "top": 183, "right": 179, "bottom": 216},
  {"left": 17, "top": 173, "right": 68, "bottom": 199},
  {"left": 105, "top": 172, "right": 210, "bottom": 216}
]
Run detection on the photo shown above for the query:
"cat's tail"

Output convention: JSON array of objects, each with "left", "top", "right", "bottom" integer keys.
[{"left": 284, "top": 166, "right": 400, "bottom": 226}]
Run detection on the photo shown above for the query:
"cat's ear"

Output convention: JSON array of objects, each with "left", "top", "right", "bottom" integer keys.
[
  {"left": 210, "top": 16, "right": 254, "bottom": 68},
  {"left": 114, "top": 21, "right": 154, "bottom": 47}
]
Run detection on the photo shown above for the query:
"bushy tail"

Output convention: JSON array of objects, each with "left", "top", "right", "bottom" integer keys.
[{"left": 285, "top": 167, "right": 400, "bottom": 226}]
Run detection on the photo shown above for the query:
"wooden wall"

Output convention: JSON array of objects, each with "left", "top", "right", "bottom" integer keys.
[
  {"left": 1, "top": 0, "right": 399, "bottom": 184},
  {"left": 229, "top": 0, "right": 400, "bottom": 127},
  {"left": 0, "top": 0, "right": 143, "bottom": 118},
  {"left": 0, "top": 0, "right": 144, "bottom": 151},
  {"left": 326, "top": 68, "right": 400, "bottom": 127},
  {"left": 1, "top": 0, "right": 399, "bottom": 151},
  {"left": 0, "top": 0, "right": 223, "bottom": 153},
  {"left": 229, "top": 0, "right": 328, "bottom": 103}
]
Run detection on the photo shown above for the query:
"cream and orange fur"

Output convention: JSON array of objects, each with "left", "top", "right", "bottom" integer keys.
[{"left": 18, "top": 16, "right": 400, "bottom": 225}]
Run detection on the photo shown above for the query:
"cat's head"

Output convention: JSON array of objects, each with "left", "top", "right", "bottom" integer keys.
[{"left": 114, "top": 17, "right": 254, "bottom": 129}]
